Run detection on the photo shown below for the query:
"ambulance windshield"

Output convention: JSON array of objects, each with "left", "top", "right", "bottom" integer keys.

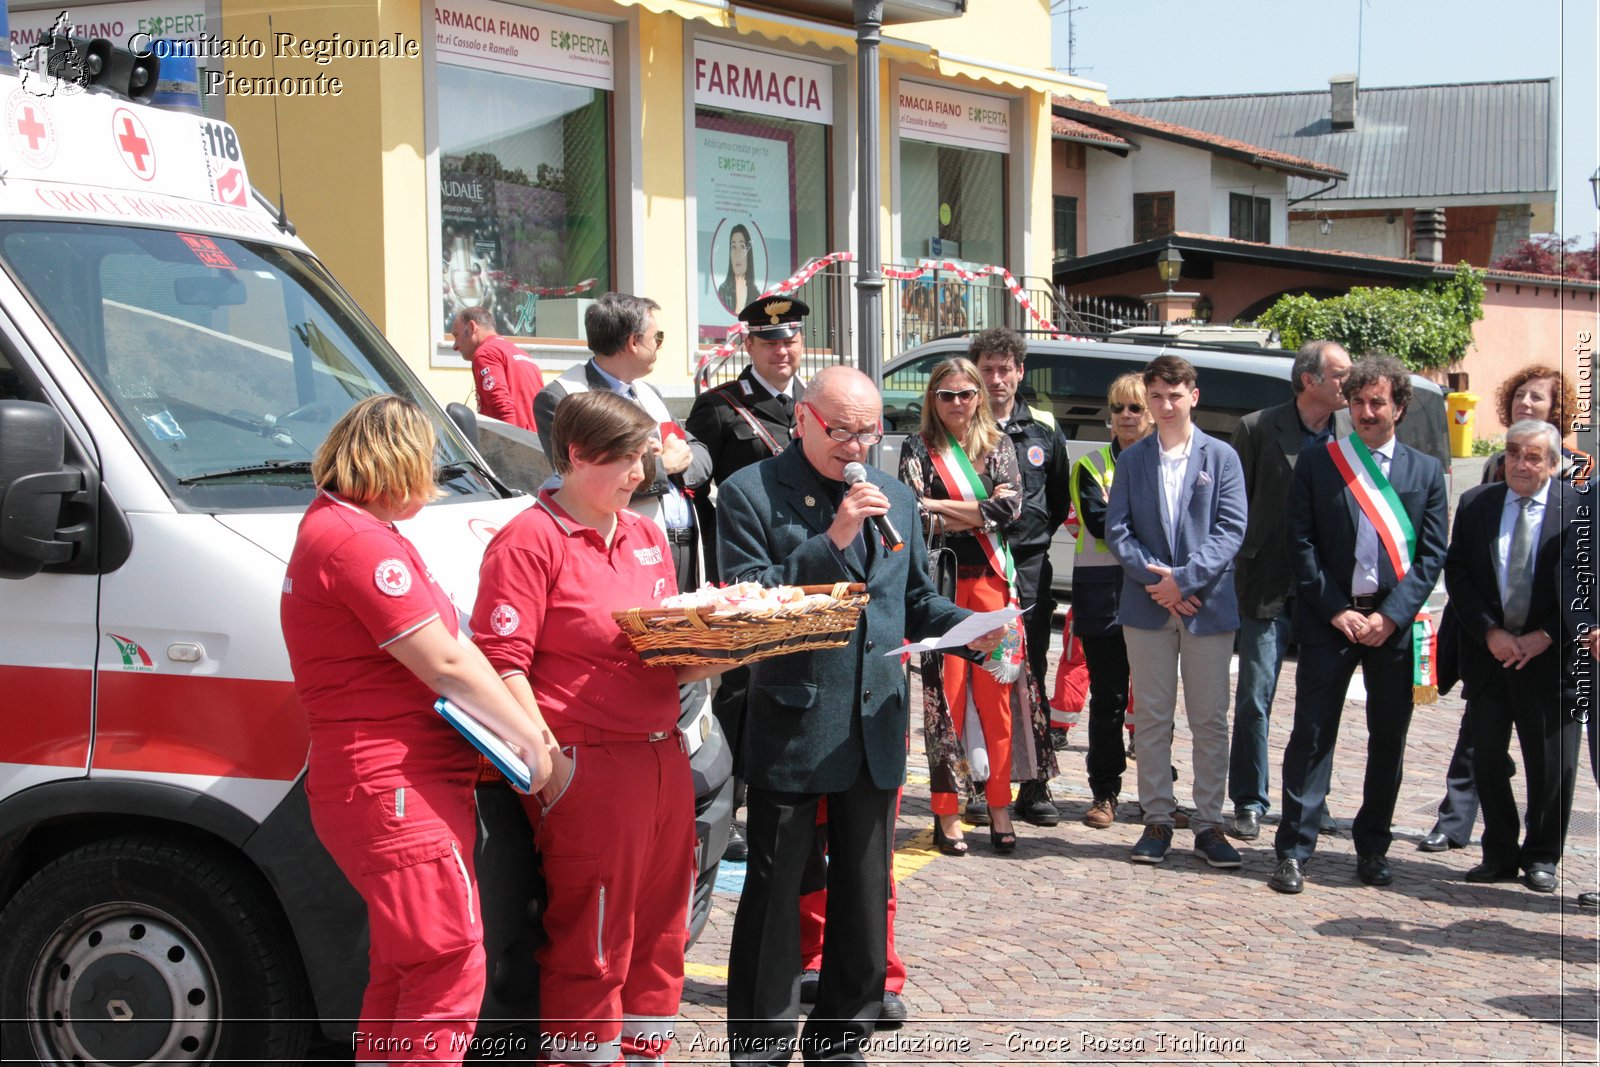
[{"left": 0, "top": 220, "right": 497, "bottom": 510}]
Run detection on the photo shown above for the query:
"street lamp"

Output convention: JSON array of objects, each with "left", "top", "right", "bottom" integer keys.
[{"left": 1155, "top": 247, "right": 1183, "bottom": 292}]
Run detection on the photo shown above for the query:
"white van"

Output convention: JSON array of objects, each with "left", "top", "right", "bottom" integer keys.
[{"left": 0, "top": 38, "right": 730, "bottom": 1063}]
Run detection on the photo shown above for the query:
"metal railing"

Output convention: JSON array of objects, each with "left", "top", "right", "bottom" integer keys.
[{"left": 695, "top": 265, "right": 1083, "bottom": 392}]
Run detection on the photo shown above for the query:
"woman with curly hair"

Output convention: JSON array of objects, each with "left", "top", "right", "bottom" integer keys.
[{"left": 1480, "top": 364, "right": 1590, "bottom": 484}]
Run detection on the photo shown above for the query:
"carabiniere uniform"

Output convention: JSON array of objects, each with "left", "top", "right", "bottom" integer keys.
[{"left": 685, "top": 297, "right": 807, "bottom": 585}]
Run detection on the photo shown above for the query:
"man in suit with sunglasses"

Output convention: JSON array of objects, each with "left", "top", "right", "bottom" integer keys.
[
  {"left": 534, "top": 292, "right": 711, "bottom": 592},
  {"left": 1226, "top": 340, "right": 1353, "bottom": 842}
]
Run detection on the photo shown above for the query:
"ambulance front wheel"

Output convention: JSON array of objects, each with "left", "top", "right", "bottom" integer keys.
[{"left": 0, "top": 834, "right": 312, "bottom": 1065}]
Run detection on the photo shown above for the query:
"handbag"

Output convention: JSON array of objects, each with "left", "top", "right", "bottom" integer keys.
[{"left": 925, "top": 511, "right": 958, "bottom": 602}]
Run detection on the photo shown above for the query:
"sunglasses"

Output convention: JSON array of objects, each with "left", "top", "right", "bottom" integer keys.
[
  {"left": 641, "top": 330, "right": 665, "bottom": 348},
  {"left": 934, "top": 388, "right": 980, "bottom": 403},
  {"left": 1110, "top": 403, "right": 1145, "bottom": 414}
]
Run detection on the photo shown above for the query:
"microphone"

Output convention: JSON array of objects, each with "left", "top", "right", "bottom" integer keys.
[{"left": 842, "top": 462, "right": 905, "bottom": 553}]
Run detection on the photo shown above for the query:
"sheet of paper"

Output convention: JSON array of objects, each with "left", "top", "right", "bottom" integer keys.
[{"left": 889, "top": 606, "right": 1024, "bottom": 655}]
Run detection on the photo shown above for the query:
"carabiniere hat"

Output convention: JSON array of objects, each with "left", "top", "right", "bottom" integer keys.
[{"left": 738, "top": 296, "right": 809, "bottom": 341}]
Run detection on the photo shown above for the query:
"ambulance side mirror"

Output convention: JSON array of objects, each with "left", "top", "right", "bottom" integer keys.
[{"left": 0, "top": 401, "right": 84, "bottom": 578}]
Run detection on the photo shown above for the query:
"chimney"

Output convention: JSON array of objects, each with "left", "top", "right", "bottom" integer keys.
[
  {"left": 1413, "top": 208, "right": 1446, "bottom": 263},
  {"left": 1330, "top": 74, "right": 1357, "bottom": 130}
]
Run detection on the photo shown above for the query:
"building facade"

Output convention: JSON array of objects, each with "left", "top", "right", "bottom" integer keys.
[{"left": 12, "top": 0, "right": 1103, "bottom": 404}]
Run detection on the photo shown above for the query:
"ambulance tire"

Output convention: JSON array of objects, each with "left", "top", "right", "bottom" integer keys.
[{"left": 0, "top": 834, "right": 312, "bottom": 1065}]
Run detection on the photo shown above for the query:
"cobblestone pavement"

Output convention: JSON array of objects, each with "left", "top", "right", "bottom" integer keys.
[{"left": 677, "top": 465, "right": 1600, "bottom": 1065}]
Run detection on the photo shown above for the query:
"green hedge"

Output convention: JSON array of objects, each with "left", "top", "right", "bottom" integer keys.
[{"left": 1258, "top": 264, "right": 1485, "bottom": 371}]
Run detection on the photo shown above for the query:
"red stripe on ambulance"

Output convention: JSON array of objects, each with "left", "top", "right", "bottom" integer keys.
[
  {"left": 94, "top": 674, "right": 308, "bottom": 780},
  {"left": 0, "top": 665, "right": 92, "bottom": 766}
]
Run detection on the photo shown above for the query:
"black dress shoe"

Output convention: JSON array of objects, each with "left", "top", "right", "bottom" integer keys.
[
  {"left": 877, "top": 991, "right": 907, "bottom": 1031},
  {"left": 1579, "top": 891, "right": 1599, "bottom": 909},
  {"left": 1013, "top": 780, "right": 1061, "bottom": 827},
  {"left": 1269, "top": 857, "right": 1304, "bottom": 894},
  {"left": 1230, "top": 809, "right": 1261, "bottom": 841},
  {"left": 723, "top": 823, "right": 749, "bottom": 863},
  {"left": 1523, "top": 868, "right": 1558, "bottom": 893},
  {"left": 1356, "top": 855, "right": 1393, "bottom": 886},
  {"left": 1464, "top": 862, "right": 1519, "bottom": 883},
  {"left": 1417, "top": 830, "right": 1463, "bottom": 853},
  {"left": 798, "top": 969, "right": 819, "bottom": 1007}
]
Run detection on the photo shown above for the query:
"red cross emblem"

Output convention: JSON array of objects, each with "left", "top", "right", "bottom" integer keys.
[
  {"left": 5, "top": 90, "right": 56, "bottom": 168},
  {"left": 17, "top": 107, "right": 45, "bottom": 150},
  {"left": 374, "top": 557, "right": 413, "bottom": 596},
  {"left": 112, "top": 108, "right": 156, "bottom": 181}
]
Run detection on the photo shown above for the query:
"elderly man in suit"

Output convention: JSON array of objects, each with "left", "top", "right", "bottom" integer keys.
[
  {"left": 1105, "top": 354, "right": 1248, "bottom": 869},
  {"left": 716, "top": 366, "right": 996, "bottom": 1064},
  {"left": 1227, "top": 340, "right": 1353, "bottom": 841},
  {"left": 1449, "top": 419, "right": 1582, "bottom": 893},
  {"left": 1269, "top": 355, "right": 1448, "bottom": 894}
]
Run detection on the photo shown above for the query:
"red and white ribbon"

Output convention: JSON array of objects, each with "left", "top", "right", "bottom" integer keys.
[
  {"left": 696, "top": 255, "right": 1081, "bottom": 373},
  {"left": 882, "top": 260, "right": 1077, "bottom": 338},
  {"left": 696, "top": 252, "right": 858, "bottom": 370}
]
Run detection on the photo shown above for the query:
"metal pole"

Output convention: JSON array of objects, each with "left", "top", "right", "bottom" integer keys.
[{"left": 854, "top": 0, "right": 884, "bottom": 389}]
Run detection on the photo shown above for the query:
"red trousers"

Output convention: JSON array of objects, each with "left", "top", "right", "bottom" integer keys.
[
  {"left": 523, "top": 734, "right": 695, "bottom": 1066},
  {"left": 310, "top": 774, "right": 484, "bottom": 1066},
  {"left": 797, "top": 792, "right": 906, "bottom": 994},
  {"left": 933, "top": 572, "right": 1015, "bottom": 815}
]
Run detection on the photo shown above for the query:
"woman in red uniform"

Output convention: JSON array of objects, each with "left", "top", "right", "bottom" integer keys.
[
  {"left": 281, "top": 395, "right": 557, "bottom": 1064},
  {"left": 472, "top": 390, "right": 723, "bottom": 1067}
]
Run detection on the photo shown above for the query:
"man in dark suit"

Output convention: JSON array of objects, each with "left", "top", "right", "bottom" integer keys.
[
  {"left": 716, "top": 366, "right": 995, "bottom": 1064},
  {"left": 1228, "top": 340, "right": 1352, "bottom": 841},
  {"left": 1449, "top": 420, "right": 1582, "bottom": 892},
  {"left": 685, "top": 298, "right": 803, "bottom": 858},
  {"left": 1270, "top": 355, "right": 1449, "bottom": 894}
]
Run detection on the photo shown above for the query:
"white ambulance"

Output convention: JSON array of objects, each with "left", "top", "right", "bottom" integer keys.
[{"left": 0, "top": 34, "right": 731, "bottom": 1064}]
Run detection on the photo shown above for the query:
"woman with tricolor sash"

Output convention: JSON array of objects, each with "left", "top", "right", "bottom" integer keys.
[{"left": 899, "top": 356, "right": 1055, "bottom": 853}]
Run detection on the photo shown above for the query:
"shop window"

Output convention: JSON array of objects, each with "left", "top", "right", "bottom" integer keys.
[
  {"left": 1229, "top": 193, "right": 1272, "bottom": 242},
  {"left": 1133, "top": 192, "right": 1174, "bottom": 243},
  {"left": 1054, "top": 196, "right": 1078, "bottom": 261},
  {"left": 436, "top": 59, "right": 612, "bottom": 341},
  {"left": 901, "top": 142, "right": 1006, "bottom": 267},
  {"left": 694, "top": 108, "right": 831, "bottom": 345}
]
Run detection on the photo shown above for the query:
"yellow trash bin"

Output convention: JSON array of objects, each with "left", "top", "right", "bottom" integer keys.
[{"left": 1446, "top": 392, "right": 1479, "bottom": 458}]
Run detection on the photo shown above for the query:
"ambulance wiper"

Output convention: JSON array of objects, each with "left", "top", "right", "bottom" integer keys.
[{"left": 178, "top": 460, "right": 314, "bottom": 484}]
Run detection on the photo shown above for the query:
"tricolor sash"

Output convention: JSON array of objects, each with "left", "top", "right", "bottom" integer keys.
[
  {"left": 928, "top": 434, "right": 1023, "bottom": 683},
  {"left": 1327, "top": 436, "right": 1437, "bottom": 703}
]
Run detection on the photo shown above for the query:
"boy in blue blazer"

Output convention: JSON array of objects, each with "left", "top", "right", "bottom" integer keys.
[{"left": 1106, "top": 355, "right": 1248, "bottom": 868}]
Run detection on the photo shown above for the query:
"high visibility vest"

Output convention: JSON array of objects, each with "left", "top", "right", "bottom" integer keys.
[{"left": 1068, "top": 445, "right": 1119, "bottom": 568}]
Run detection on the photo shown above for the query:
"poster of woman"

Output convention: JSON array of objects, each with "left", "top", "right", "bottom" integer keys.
[{"left": 715, "top": 222, "right": 763, "bottom": 315}]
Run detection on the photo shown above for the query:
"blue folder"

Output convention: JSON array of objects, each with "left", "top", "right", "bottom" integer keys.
[{"left": 434, "top": 697, "right": 533, "bottom": 794}]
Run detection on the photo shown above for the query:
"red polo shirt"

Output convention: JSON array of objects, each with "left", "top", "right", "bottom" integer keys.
[
  {"left": 472, "top": 490, "right": 681, "bottom": 736},
  {"left": 472, "top": 334, "right": 545, "bottom": 432},
  {"left": 280, "top": 493, "right": 477, "bottom": 785}
]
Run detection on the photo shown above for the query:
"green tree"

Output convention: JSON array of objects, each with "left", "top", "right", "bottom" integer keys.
[{"left": 1258, "top": 264, "right": 1485, "bottom": 371}]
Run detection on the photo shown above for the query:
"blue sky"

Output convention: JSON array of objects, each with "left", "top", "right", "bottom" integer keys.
[{"left": 1051, "top": 0, "right": 1599, "bottom": 241}]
